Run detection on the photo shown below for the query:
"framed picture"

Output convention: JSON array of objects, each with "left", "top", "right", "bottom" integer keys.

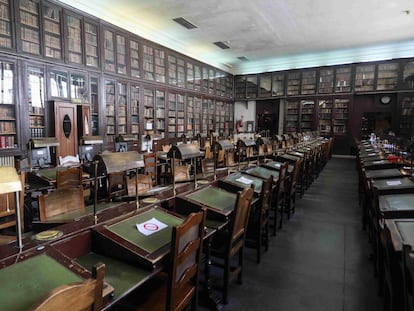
[{"left": 246, "top": 121, "right": 254, "bottom": 133}]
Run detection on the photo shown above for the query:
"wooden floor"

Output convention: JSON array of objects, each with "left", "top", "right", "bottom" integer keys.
[{"left": 200, "top": 156, "right": 383, "bottom": 311}]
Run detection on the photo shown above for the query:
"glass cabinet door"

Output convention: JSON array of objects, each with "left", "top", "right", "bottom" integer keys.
[
  {"left": 155, "top": 90, "right": 165, "bottom": 134},
  {"left": 0, "top": 61, "right": 16, "bottom": 148},
  {"left": 0, "top": 0, "right": 12, "bottom": 49},
  {"left": 19, "top": 0, "right": 41, "bottom": 55},
  {"left": 85, "top": 21, "right": 98, "bottom": 68},
  {"left": 42, "top": 3, "right": 62, "bottom": 60},
  {"left": 65, "top": 13, "right": 83, "bottom": 64},
  {"left": 300, "top": 100, "right": 315, "bottom": 132},
  {"left": 50, "top": 70, "right": 68, "bottom": 98},
  {"left": 130, "top": 84, "right": 140, "bottom": 139},
  {"left": 130, "top": 38, "right": 140, "bottom": 78},
  {"left": 104, "top": 80, "right": 115, "bottom": 142},
  {"left": 28, "top": 65, "right": 44, "bottom": 138},
  {"left": 90, "top": 76, "right": 99, "bottom": 136},
  {"left": 318, "top": 99, "right": 333, "bottom": 136}
]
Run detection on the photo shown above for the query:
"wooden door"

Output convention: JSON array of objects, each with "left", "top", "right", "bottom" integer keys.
[{"left": 54, "top": 102, "right": 78, "bottom": 157}]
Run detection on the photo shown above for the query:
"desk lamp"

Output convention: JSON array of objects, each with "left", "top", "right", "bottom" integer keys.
[{"left": 0, "top": 167, "right": 22, "bottom": 249}]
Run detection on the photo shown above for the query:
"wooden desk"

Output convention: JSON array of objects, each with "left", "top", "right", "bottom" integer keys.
[
  {"left": 365, "top": 168, "right": 406, "bottom": 180},
  {"left": 362, "top": 159, "right": 397, "bottom": 170},
  {"left": 372, "top": 177, "right": 414, "bottom": 194},
  {"left": 384, "top": 219, "right": 414, "bottom": 253},
  {"left": 262, "top": 160, "right": 294, "bottom": 173},
  {"left": 218, "top": 172, "right": 264, "bottom": 197},
  {"left": 0, "top": 250, "right": 95, "bottom": 310},
  {"left": 244, "top": 166, "right": 279, "bottom": 180},
  {"left": 175, "top": 185, "right": 237, "bottom": 221},
  {"left": 379, "top": 194, "right": 414, "bottom": 219}
]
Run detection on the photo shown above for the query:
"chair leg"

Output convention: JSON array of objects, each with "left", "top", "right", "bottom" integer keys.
[
  {"left": 237, "top": 249, "right": 243, "bottom": 284},
  {"left": 223, "top": 257, "right": 230, "bottom": 304}
]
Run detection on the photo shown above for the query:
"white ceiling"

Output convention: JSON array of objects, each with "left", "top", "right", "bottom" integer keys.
[{"left": 57, "top": 0, "right": 414, "bottom": 75}]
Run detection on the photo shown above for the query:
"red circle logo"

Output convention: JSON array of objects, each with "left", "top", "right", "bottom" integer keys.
[{"left": 143, "top": 223, "right": 159, "bottom": 231}]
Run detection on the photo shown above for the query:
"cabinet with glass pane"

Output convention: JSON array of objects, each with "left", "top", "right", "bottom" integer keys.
[
  {"left": 398, "top": 94, "right": 414, "bottom": 137},
  {"left": 104, "top": 79, "right": 115, "bottom": 143},
  {"left": 202, "top": 98, "right": 214, "bottom": 134},
  {"left": 116, "top": 82, "right": 127, "bottom": 135},
  {"left": 143, "top": 87, "right": 154, "bottom": 133},
  {"left": 377, "top": 62, "right": 399, "bottom": 91},
  {"left": 18, "top": 0, "right": 41, "bottom": 55},
  {"left": 155, "top": 89, "right": 165, "bottom": 134},
  {"left": 234, "top": 76, "right": 246, "bottom": 99},
  {"left": 0, "top": 61, "right": 16, "bottom": 149},
  {"left": 285, "top": 100, "right": 299, "bottom": 133},
  {"left": 186, "top": 62, "right": 194, "bottom": 90},
  {"left": 318, "top": 99, "right": 333, "bottom": 136},
  {"left": 65, "top": 12, "right": 83, "bottom": 64},
  {"left": 333, "top": 98, "right": 349, "bottom": 134},
  {"left": 194, "top": 64, "right": 201, "bottom": 91},
  {"left": 27, "top": 65, "right": 45, "bottom": 138},
  {"left": 215, "top": 100, "right": 225, "bottom": 135},
  {"left": 0, "top": 0, "right": 12, "bottom": 49},
  {"left": 355, "top": 64, "right": 375, "bottom": 92},
  {"left": 42, "top": 2, "right": 62, "bottom": 60},
  {"left": 318, "top": 68, "right": 334, "bottom": 94},
  {"left": 259, "top": 74, "right": 271, "bottom": 98},
  {"left": 300, "top": 99, "right": 315, "bottom": 132},
  {"left": 186, "top": 95, "right": 201, "bottom": 137},
  {"left": 129, "top": 38, "right": 140, "bottom": 78},
  {"left": 246, "top": 75, "right": 257, "bottom": 98},
  {"left": 335, "top": 66, "right": 352, "bottom": 93},
  {"left": 287, "top": 72, "right": 301, "bottom": 96},
  {"left": 402, "top": 61, "right": 414, "bottom": 90},
  {"left": 84, "top": 19, "right": 98, "bottom": 68},
  {"left": 167, "top": 92, "right": 185, "bottom": 137},
  {"left": 301, "top": 70, "right": 316, "bottom": 95},
  {"left": 272, "top": 73, "right": 285, "bottom": 96},
  {"left": 89, "top": 76, "right": 99, "bottom": 136},
  {"left": 102, "top": 27, "right": 127, "bottom": 74},
  {"left": 130, "top": 84, "right": 139, "bottom": 139}
]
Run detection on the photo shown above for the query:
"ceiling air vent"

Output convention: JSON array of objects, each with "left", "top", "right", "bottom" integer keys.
[
  {"left": 173, "top": 17, "right": 197, "bottom": 30},
  {"left": 238, "top": 56, "right": 249, "bottom": 61},
  {"left": 213, "top": 41, "right": 230, "bottom": 49}
]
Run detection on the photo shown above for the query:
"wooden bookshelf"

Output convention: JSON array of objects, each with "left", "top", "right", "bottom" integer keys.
[
  {"left": 155, "top": 89, "right": 165, "bottom": 133},
  {"left": 65, "top": 13, "right": 82, "bottom": 64},
  {"left": 0, "top": 0, "right": 12, "bottom": 49},
  {"left": 130, "top": 84, "right": 140, "bottom": 139},
  {"left": 318, "top": 99, "right": 333, "bottom": 136},
  {"left": 287, "top": 72, "right": 300, "bottom": 96},
  {"left": 19, "top": 0, "right": 40, "bottom": 55},
  {"left": 103, "top": 29, "right": 115, "bottom": 72},
  {"left": 318, "top": 68, "right": 334, "bottom": 94},
  {"left": 28, "top": 65, "right": 45, "bottom": 138},
  {"left": 355, "top": 64, "right": 375, "bottom": 92},
  {"left": 300, "top": 99, "right": 315, "bottom": 131},
  {"left": 42, "top": 3, "right": 62, "bottom": 60},
  {"left": 285, "top": 100, "right": 299, "bottom": 133},
  {"left": 104, "top": 79, "right": 115, "bottom": 143},
  {"left": 377, "top": 62, "right": 398, "bottom": 91},
  {"left": 0, "top": 61, "right": 16, "bottom": 149},
  {"left": 130, "top": 39, "right": 140, "bottom": 78},
  {"left": 84, "top": 20, "right": 98, "bottom": 68},
  {"left": 259, "top": 74, "right": 271, "bottom": 98},
  {"left": 301, "top": 70, "right": 316, "bottom": 95},
  {"left": 116, "top": 34, "right": 127, "bottom": 75},
  {"left": 333, "top": 98, "right": 349, "bottom": 134}
]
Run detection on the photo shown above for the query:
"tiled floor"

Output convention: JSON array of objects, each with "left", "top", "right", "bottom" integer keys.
[{"left": 200, "top": 156, "right": 382, "bottom": 311}]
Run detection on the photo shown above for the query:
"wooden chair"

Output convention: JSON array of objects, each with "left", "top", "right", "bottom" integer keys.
[
  {"left": 403, "top": 243, "right": 414, "bottom": 311},
  {"left": 144, "top": 152, "right": 157, "bottom": 186},
  {"left": 174, "top": 163, "right": 190, "bottom": 183},
  {"left": 38, "top": 186, "right": 85, "bottom": 221},
  {"left": 245, "top": 176, "right": 273, "bottom": 263},
  {"left": 127, "top": 173, "right": 152, "bottom": 195},
  {"left": 107, "top": 171, "right": 128, "bottom": 201},
  {"left": 56, "top": 166, "right": 83, "bottom": 189},
  {"left": 0, "top": 171, "right": 25, "bottom": 244},
  {"left": 210, "top": 186, "right": 255, "bottom": 304},
  {"left": 379, "top": 222, "right": 403, "bottom": 311},
  {"left": 59, "top": 154, "right": 80, "bottom": 167},
  {"left": 285, "top": 158, "right": 303, "bottom": 219},
  {"left": 118, "top": 209, "right": 206, "bottom": 311},
  {"left": 30, "top": 263, "right": 105, "bottom": 311},
  {"left": 270, "top": 161, "right": 288, "bottom": 235}
]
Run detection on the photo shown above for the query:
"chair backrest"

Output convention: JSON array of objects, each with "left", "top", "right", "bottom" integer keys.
[
  {"left": 162, "top": 144, "right": 172, "bottom": 153},
  {"left": 174, "top": 163, "right": 190, "bottom": 182},
  {"left": 107, "top": 171, "right": 127, "bottom": 200},
  {"left": 56, "top": 166, "right": 83, "bottom": 189},
  {"left": 144, "top": 152, "right": 157, "bottom": 186},
  {"left": 277, "top": 162, "right": 289, "bottom": 196},
  {"left": 260, "top": 176, "right": 273, "bottom": 217},
  {"left": 226, "top": 149, "right": 236, "bottom": 167},
  {"left": 38, "top": 186, "right": 85, "bottom": 221},
  {"left": 59, "top": 154, "right": 80, "bottom": 167},
  {"left": 31, "top": 263, "right": 105, "bottom": 311},
  {"left": 290, "top": 158, "right": 303, "bottom": 192},
  {"left": 204, "top": 146, "right": 213, "bottom": 159},
  {"left": 201, "top": 158, "right": 215, "bottom": 175},
  {"left": 127, "top": 173, "right": 152, "bottom": 195},
  {"left": 217, "top": 149, "right": 225, "bottom": 167},
  {"left": 228, "top": 186, "right": 255, "bottom": 253},
  {"left": 403, "top": 244, "right": 414, "bottom": 311},
  {"left": 167, "top": 209, "right": 206, "bottom": 311}
]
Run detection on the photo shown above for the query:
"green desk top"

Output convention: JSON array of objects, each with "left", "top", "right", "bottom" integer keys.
[
  {"left": 245, "top": 166, "right": 279, "bottom": 180},
  {"left": 76, "top": 252, "right": 154, "bottom": 303},
  {"left": 365, "top": 168, "right": 403, "bottom": 179},
  {"left": 381, "top": 194, "right": 414, "bottom": 211},
  {"left": 363, "top": 159, "right": 392, "bottom": 167},
  {"left": 107, "top": 209, "right": 183, "bottom": 254},
  {"left": 264, "top": 161, "right": 294, "bottom": 173},
  {"left": 372, "top": 177, "right": 414, "bottom": 191},
  {"left": 223, "top": 173, "right": 263, "bottom": 193},
  {"left": 0, "top": 254, "right": 83, "bottom": 310},
  {"left": 186, "top": 186, "right": 237, "bottom": 214},
  {"left": 397, "top": 221, "right": 414, "bottom": 247}
]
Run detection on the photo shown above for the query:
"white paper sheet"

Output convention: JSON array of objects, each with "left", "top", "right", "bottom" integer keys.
[
  {"left": 386, "top": 180, "right": 402, "bottom": 186},
  {"left": 136, "top": 217, "right": 168, "bottom": 236},
  {"left": 236, "top": 176, "right": 253, "bottom": 185}
]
